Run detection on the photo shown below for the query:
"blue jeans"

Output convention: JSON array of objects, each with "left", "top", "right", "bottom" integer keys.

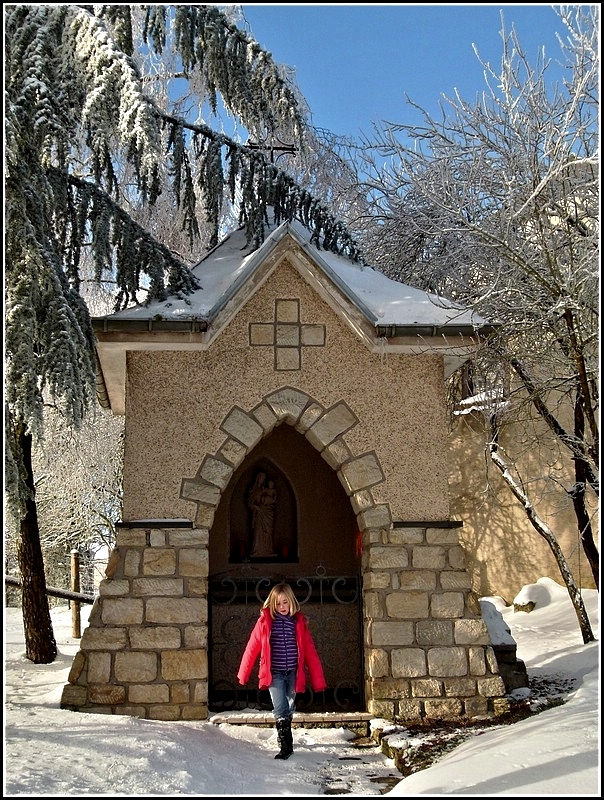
[{"left": 268, "top": 669, "right": 296, "bottom": 720}]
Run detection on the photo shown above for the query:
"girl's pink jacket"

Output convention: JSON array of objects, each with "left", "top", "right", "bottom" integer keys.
[{"left": 237, "top": 608, "right": 327, "bottom": 693}]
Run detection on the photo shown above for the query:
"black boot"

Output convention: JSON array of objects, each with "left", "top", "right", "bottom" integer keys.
[{"left": 274, "top": 717, "right": 293, "bottom": 760}]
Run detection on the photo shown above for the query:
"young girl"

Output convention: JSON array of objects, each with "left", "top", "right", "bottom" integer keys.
[{"left": 237, "top": 583, "right": 327, "bottom": 759}]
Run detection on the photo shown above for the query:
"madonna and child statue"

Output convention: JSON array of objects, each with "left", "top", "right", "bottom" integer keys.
[{"left": 247, "top": 471, "right": 278, "bottom": 558}]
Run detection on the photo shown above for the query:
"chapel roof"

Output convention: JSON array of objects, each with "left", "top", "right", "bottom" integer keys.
[
  {"left": 92, "top": 216, "right": 494, "bottom": 414},
  {"left": 97, "top": 216, "right": 491, "bottom": 335}
]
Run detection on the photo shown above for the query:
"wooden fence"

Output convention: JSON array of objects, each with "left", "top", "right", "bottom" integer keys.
[{"left": 5, "top": 550, "right": 95, "bottom": 638}]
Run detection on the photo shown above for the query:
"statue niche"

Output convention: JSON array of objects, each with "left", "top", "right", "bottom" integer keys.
[
  {"left": 229, "top": 464, "right": 297, "bottom": 563},
  {"left": 247, "top": 471, "right": 277, "bottom": 557}
]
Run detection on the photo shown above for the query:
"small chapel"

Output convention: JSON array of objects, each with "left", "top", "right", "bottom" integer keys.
[{"left": 60, "top": 214, "right": 511, "bottom": 723}]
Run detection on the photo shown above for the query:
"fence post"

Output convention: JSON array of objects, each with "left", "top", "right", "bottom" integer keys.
[{"left": 70, "top": 549, "right": 81, "bottom": 638}]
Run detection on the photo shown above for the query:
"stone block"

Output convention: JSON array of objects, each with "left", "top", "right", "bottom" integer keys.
[
  {"left": 145, "top": 597, "right": 206, "bottom": 624},
  {"left": 367, "top": 699, "right": 396, "bottom": 719},
  {"left": 463, "top": 695, "right": 489, "bottom": 718},
  {"left": 184, "top": 624, "right": 208, "bottom": 648},
  {"left": 104, "top": 550, "right": 121, "bottom": 578},
  {"left": 477, "top": 676, "right": 507, "bottom": 697},
  {"left": 87, "top": 652, "right": 111, "bottom": 683},
  {"left": 252, "top": 403, "right": 279, "bottom": 433},
  {"left": 193, "top": 681, "right": 209, "bottom": 704},
  {"left": 386, "top": 591, "right": 429, "bottom": 618},
  {"left": 195, "top": 504, "right": 216, "bottom": 529},
  {"left": 266, "top": 388, "right": 310, "bottom": 423},
  {"left": 362, "top": 572, "right": 391, "bottom": 590},
  {"left": 60, "top": 684, "right": 88, "bottom": 708},
  {"left": 340, "top": 453, "right": 384, "bottom": 492},
  {"left": 443, "top": 677, "right": 476, "bottom": 697},
  {"left": 398, "top": 571, "right": 436, "bottom": 591},
  {"left": 161, "top": 649, "right": 208, "bottom": 680},
  {"left": 358, "top": 504, "right": 391, "bottom": 531},
  {"left": 129, "top": 627, "right": 181, "bottom": 650},
  {"left": 369, "top": 546, "right": 409, "bottom": 570},
  {"left": 149, "top": 530, "right": 166, "bottom": 547},
  {"left": 306, "top": 403, "right": 357, "bottom": 449},
  {"left": 468, "top": 646, "right": 487, "bottom": 676},
  {"left": 426, "top": 528, "right": 460, "bottom": 545},
  {"left": 218, "top": 438, "right": 247, "bottom": 467},
  {"left": 431, "top": 592, "right": 465, "bottom": 619},
  {"left": 116, "top": 531, "right": 146, "bottom": 547},
  {"left": 391, "top": 648, "right": 427, "bottom": 677},
  {"left": 295, "top": 403, "right": 324, "bottom": 433},
  {"left": 367, "top": 648, "right": 389, "bottom": 678},
  {"left": 129, "top": 684, "right": 170, "bottom": 703},
  {"left": 349, "top": 490, "right": 374, "bottom": 514},
  {"left": 221, "top": 406, "right": 264, "bottom": 447},
  {"left": 389, "top": 528, "right": 424, "bottom": 545},
  {"left": 115, "top": 651, "right": 158, "bottom": 682},
  {"left": 370, "top": 620, "right": 414, "bottom": 646},
  {"left": 394, "top": 700, "right": 423, "bottom": 721},
  {"left": 364, "top": 591, "right": 384, "bottom": 619},
  {"left": 178, "top": 548, "right": 209, "bottom": 577},
  {"left": 427, "top": 646, "right": 467, "bottom": 677},
  {"left": 454, "top": 618, "right": 490, "bottom": 645},
  {"left": 322, "top": 438, "right": 352, "bottom": 468},
  {"left": 148, "top": 704, "right": 181, "bottom": 721},
  {"left": 180, "top": 479, "right": 221, "bottom": 505},
  {"left": 101, "top": 598, "right": 144, "bottom": 625},
  {"left": 98, "top": 579, "right": 130, "bottom": 596},
  {"left": 124, "top": 550, "right": 141, "bottom": 577},
  {"left": 80, "top": 626, "right": 127, "bottom": 650},
  {"left": 133, "top": 577, "right": 182, "bottom": 596},
  {"left": 167, "top": 527, "right": 206, "bottom": 547},
  {"left": 143, "top": 547, "right": 176, "bottom": 576},
  {"left": 369, "top": 678, "right": 411, "bottom": 699},
  {"left": 89, "top": 684, "right": 126, "bottom": 705},
  {"left": 301, "top": 324, "right": 325, "bottom": 346},
  {"left": 440, "top": 571, "right": 472, "bottom": 591},
  {"left": 448, "top": 546, "right": 467, "bottom": 569},
  {"left": 182, "top": 704, "right": 208, "bottom": 720},
  {"left": 411, "top": 679, "right": 442, "bottom": 697},
  {"left": 67, "top": 650, "right": 86, "bottom": 683},
  {"left": 170, "top": 682, "right": 190, "bottom": 704},
  {"left": 412, "top": 546, "right": 446, "bottom": 570},
  {"left": 423, "top": 698, "right": 463, "bottom": 719},
  {"left": 199, "top": 455, "right": 233, "bottom": 489},
  {"left": 416, "top": 619, "right": 453, "bottom": 646}
]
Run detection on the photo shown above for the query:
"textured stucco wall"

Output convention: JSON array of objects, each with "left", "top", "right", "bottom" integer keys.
[
  {"left": 449, "top": 410, "right": 598, "bottom": 602},
  {"left": 122, "top": 258, "right": 450, "bottom": 523}
]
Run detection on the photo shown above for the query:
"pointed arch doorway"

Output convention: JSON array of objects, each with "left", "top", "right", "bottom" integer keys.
[{"left": 208, "top": 423, "right": 364, "bottom": 712}]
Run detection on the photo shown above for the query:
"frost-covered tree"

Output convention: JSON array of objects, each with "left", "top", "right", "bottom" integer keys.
[
  {"left": 4, "top": 406, "right": 124, "bottom": 597},
  {"left": 349, "top": 6, "right": 598, "bottom": 641},
  {"left": 4, "top": 4, "right": 363, "bottom": 663}
]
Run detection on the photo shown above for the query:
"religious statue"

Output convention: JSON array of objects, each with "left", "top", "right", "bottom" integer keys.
[{"left": 248, "top": 472, "right": 277, "bottom": 558}]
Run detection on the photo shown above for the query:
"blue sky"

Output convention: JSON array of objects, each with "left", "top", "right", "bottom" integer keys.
[{"left": 238, "top": 4, "right": 569, "bottom": 137}]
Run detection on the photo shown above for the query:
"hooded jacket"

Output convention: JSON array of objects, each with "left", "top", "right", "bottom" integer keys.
[{"left": 237, "top": 607, "right": 327, "bottom": 693}]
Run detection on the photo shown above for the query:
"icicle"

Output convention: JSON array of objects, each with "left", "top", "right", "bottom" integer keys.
[{"left": 378, "top": 335, "right": 388, "bottom": 366}]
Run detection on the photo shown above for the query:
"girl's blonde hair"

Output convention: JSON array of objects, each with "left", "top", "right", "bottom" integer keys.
[{"left": 263, "top": 583, "right": 300, "bottom": 618}]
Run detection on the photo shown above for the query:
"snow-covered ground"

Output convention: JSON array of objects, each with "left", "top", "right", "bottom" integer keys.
[{"left": 4, "top": 577, "right": 599, "bottom": 796}]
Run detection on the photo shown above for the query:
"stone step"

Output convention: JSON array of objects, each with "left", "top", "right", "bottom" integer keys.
[{"left": 210, "top": 711, "right": 374, "bottom": 735}]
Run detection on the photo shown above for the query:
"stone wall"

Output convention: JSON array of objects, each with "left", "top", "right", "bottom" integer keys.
[
  {"left": 61, "top": 524, "right": 210, "bottom": 721},
  {"left": 363, "top": 524, "right": 508, "bottom": 721},
  {"left": 61, "top": 520, "right": 508, "bottom": 722}
]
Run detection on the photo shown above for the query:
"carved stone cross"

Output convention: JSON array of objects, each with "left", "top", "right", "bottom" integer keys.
[{"left": 249, "top": 299, "right": 325, "bottom": 370}]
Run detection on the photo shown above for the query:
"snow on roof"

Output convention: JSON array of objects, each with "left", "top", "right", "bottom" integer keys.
[{"left": 106, "top": 218, "right": 489, "bottom": 331}]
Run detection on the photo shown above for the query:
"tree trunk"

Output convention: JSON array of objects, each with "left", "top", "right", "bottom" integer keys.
[
  {"left": 572, "top": 398, "right": 599, "bottom": 589},
  {"left": 489, "top": 440, "right": 595, "bottom": 644},
  {"left": 15, "top": 423, "right": 57, "bottom": 664}
]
